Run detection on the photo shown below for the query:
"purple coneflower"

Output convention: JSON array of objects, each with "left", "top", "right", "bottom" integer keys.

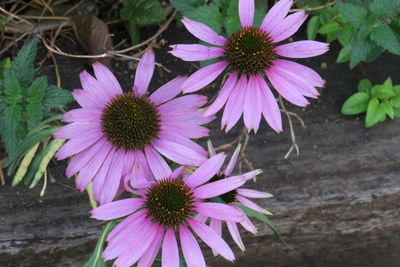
[
  {"left": 54, "top": 51, "right": 213, "bottom": 204},
  {"left": 199, "top": 142, "right": 272, "bottom": 252},
  {"left": 91, "top": 153, "right": 250, "bottom": 267},
  {"left": 170, "top": 0, "right": 329, "bottom": 133}
]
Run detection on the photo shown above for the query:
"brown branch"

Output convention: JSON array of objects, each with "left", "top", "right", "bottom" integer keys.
[{"left": 279, "top": 96, "right": 301, "bottom": 159}]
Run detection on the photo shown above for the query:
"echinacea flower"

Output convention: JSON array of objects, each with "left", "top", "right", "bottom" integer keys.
[
  {"left": 91, "top": 153, "right": 251, "bottom": 267},
  {"left": 54, "top": 51, "right": 213, "bottom": 204},
  {"left": 170, "top": 0, "right": 329, "bottom": 133},
  {"left": 199, "top": 142, "right": 272, "bottom": 252}
]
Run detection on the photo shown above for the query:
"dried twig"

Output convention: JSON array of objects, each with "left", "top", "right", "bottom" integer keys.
[
  {"left": 0, "top": 160, "right": 5, "bottom": 186},
  {"left": 240, "top": 130, "right": 254, "bottom": 171},
  {"left": 279, "top": 96, "right": 301, "bottom": 159},
  {"left": 290, "top": 0, "right": 338, "bottom": 12}
]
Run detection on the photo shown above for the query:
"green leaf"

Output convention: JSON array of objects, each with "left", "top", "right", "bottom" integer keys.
[
  {"left": 26, "top": 103, "right": 43, "bottom": 126},
  {"left": 334, "top": 2, "right": 367, "bottom": 28},
  {"left": 27, "top": 76, "right": 47, "bottom": 103},
  {"left": 369, "top": 0, "right": 400, "bottom": 18},
  {"left": 394, "top": 85, "right": 400, "bottom": 95},
  {"left": 5, "top": 95, "right": 23, "bottom": 104},
  {"left": 326, "top": 31, "right": 338, "bottom": 43},
  {"left": 357, "top": 78, "right": 373, "bottom": 92},
  {"left": 391, "top": 96, "right": 400, "bottom": 108},
  {"left": 365, "top": 98, "right": 386, "bottom": 127},
  {"left": 370, "top": 23, "right": 400, "bottom": 55},
  {"left": 186, "top": 2, "right": 224, "bottom": 33},
  {"left": 12, "top": 39, "right": 37, "bottom": 86},
  {"left": 319, "top": 7, "right": 336, "bottom": 25},
  {"left": 224, "top": 0, "right": 241, "bottom": 35},
  {"left": 338, "top": 24, "right": 355, "bottom": 46},
  {"left": 170, "top": 0, "right": 203, "bottom": 13},
  {"left": 307, "top": 16, "right": 320, "bottom": 40},
  {"left": 350, "top": 40, "right": 373, "bottom": 69},
  {"left": 83, "top": 221, "right": 117, "bottom": 267},
  {"left": 236, "top": 203, "right": 292, "bottom": 249},
  {"left": 4, "top": 104, "right": 22, "bottom": 130},
  {"left": 42, "top": 85, "right": 72, "bottom": 110},
  {"left": 365, "top": 45, "right": 383, "bottom": 62},
  {"left": 341, "top": 92, "right": 369, "bottom": 115},
  {"left": 381, "top": 100, "right": 394, "bottom": 119},
  {"left": 120, "top": 0, "right": 165, "bottom": 25},
  {"left": 371, "top": 78, "right": 396, "bottom": 99},
  {"left": 394, "top": 108, "right": 400, "bottom": 118},
  {"left": 336, "top": 45, "right": 351, "bottom": 63},
  {"left": 317, "top": 21, "right": 340, "bottom": 34},
  {"left": 3, "top": 69, "right": 22, "bottom": 96}
]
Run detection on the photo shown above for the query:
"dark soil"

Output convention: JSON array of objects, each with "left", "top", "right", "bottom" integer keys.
[{"left": 1, "top": 21, "right": 400, "bottom": 267}]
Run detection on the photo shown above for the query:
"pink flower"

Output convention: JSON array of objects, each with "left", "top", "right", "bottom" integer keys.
[
  {"left": 201, "top": 142, "right": 272, "bottom": 252},
  {"left": 54, "top": 51, "right": 213, "bottom": 204},
  {"left": 90, "top": 153, "right": 249, "bottom": 267},
  {"left": 170, "top": 0, "right": 329, "bottom": 133}
]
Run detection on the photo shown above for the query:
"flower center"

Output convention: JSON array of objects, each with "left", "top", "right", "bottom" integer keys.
[
  {"left": 209, "top": 174, "right": 237, "bottom": 204},
  {"left": 145, "top": 178, "right": 195, "bottom": 227},
  {"left": 224, "top": 27, "right": 276, "bottom": 76},
  {"left": 101, "top": 92, "right": 161, "bottom": 150}
]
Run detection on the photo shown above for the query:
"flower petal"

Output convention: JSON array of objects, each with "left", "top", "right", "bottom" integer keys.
[
  {"left": 210, "top": 218, "right": 222, "bottom": 256},
  {"left": 227, "top": 221, "right": 245, "bottom": 251},
  {"left": 107, "top": 209, "right": 147, "bottom": 241},
  {"left": 133, "top": 51, "right": 155, "bottom": 96},
  {"left": 275, "top": 40, "right": 329, "bottom": 58},
  {"left": 237, "top": 188, "right": 273, "bottom": 198},
  {"left": 243, "top": 75, "right": 262, "bottom": 133},
  {"left": 236, "top": 195, "right": 272, "bottom": 215},
  {"left": 181, "top": 17, "right": 227, "bottom": 46},
  {"left": 256, "top": 76, "right": 282, "bottom": 132},
  {"left": 196, "top": 202, "right": 243, "bottom": 222},
  {"left": 233, "top": 205, "right": 257, "bottom": 234},
  {"left": 149, "top": 77, "right": 186, "bottom": 105},
  {"left": 270, "top": 11, "right": 307, "bottom": 42},
  {"left": 55, "top": 132, "right": 102, "bottom": 160},
  {"left": 239, "top": 0, "right": 254, "bottom": 27},
  {"left": 179, "top": 224, "right": 206, "bottom": 267},
  {"left": 181, "top": 61, "right": 228, "bottom": 93},
  {"left": 79, "top": 70, "right": 110, "bottom": 105},
  {"left": 224, "top": 144, "right": 241, "bottom": 176},
  {"left": 193, "top": 175, "right": 246, "bottom": 199},
  {"left": 169, "top": 44, "right": 225, "bottom": 61},
  {"left": 62, "top": 108, "right": 102, "bottom": 122},
  {"left": 261, "top": 0, "right": 292, "bottom": 33},
  {"left": 92, "top": 62, "right": 123, "bottom": 96},
  {"left": 272, "top": 59, "right": 324, "bottom": 87},
  {"left": 184, "top": 153, "right": 226, "bottom": 188},
  {"left": 53, "top": 122, "right": 101, "bottom": 139},
  {"left": 72, "top": 89, "right": 101, "bottom": 108},
  {"left": 137, "top": 226, "right": 163, "bottom": 267},
  {"left": 144, "top": 145, "right": 171, "bottom": 180},
  {"left": 99, "top": 149, "right": 125, "bottom": 203},
  {"left": 162, "top": 228, "right": 179, "bottom": 267},
  {"left": 90, "top": 198, "right": 144, "bottom": 220}
]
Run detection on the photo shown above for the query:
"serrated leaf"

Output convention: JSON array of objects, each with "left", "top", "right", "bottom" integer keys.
[
  {"left": 394, "top": 108, "right": 400, "bottom": 118},
  {"left": 358, "top": 79, "right": 373, "bottom": 92},
  {"left": 12, "top": 39, "right": 37, "bottom": 86},
  {"left": 170, "top": 0, "right": 203, "bottom": 13},
  {"left": 83, "top": 221, "right": 117, "bottom": 267},
  {"left": 120, "top": 0, "right": 165, "bottom": 25},
  {"left": 350, "top": 40, "right": 373, "bottom": 69},
  {"left": 27, "top": 76, "right": 47, "bottom": 103},
  {"left": 326, "top": 31, "right": 339, "bottom": 42},
  {"left": 307, "top": 16, "right": 320, "bottom": 40},
  {"left": 371, "top": 78, "right": 395, "bottom": 99},
  {"left": 341, "top": 92, "right": 369, "bottom": 115},
  {"left": 26, "top": 103, "right": 43, "bottom": 126},
  {"left": 381, "top": 100, "right": 394, "bottom": 119},
  {"left": 5, "top": 95, "right": 22, "bottom": 104},
  {"left": 391, "top": 96, "right": 400, "bottom": 108},
  {"left": 338, "top": 24, "right": 355, "bottom": 46},
  {"left": 335, "top": 2, "right": 367, "bottom": 28},
  {"left": 186, "top": 2, "right": 224, "bottom": 33},
  {"left": 365, "top": 98, "right": 386, "bottom": 127},
  {"left": 318, "top": 21, "right": 340, "bottom": 34},
  {"left": 365, "top": 45, "right": 383, "bottom": 62},
  {"left": 394, "top": 85, "right": 400, "bottom": 95},
  {"left": 369, "top": 0, "right": 400, "bottom": 18},
  {"left": 336, "top": 45, "right": 351, "bottom": 63},
  {"left": 319, "top": 7, "right": 336, "bottom": 25},
  {"left": 43, "top": 85, "right": 72, "bottom": 110},
  {"left": 4, "top": 104, "right": 22, "bottom": 130},
  {"left": 370, "top": 23, "right": 400, "bottom": 55},
  {"left": 3, "top": 69, "right": 22, "bottom": 96}
]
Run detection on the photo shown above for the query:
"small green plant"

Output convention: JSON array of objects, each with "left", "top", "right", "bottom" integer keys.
[
  {"left": 342, "top": 78, "right": 400, "bottom": 127},
  {"left": 306, "top": 0, "right": 400, "bottom": 68},
  {"left": 120, "top": 0, "right": 166, "bottom": 44},
  {"left": 0, "top": 39, "right": 72, "bottom": 191}
]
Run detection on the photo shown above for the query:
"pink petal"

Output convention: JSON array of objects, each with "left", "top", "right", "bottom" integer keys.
[
  {"left": 179, "top": 224, "right": 206, "bottom": 267},
  {"left": 243, "top": 75, "right": 262, "bottom": 133},
  {"left": 221, "top": 75, "right": 247, "bottom": 132},
  {"left": 122, "top": 151, "right": 135, "bottom": 175},
  {"left": 233, "top": 205, "right": 258, "bottom": 234},
  {"left": 169, "top": 44, "right": 225, "bottom": 61},
  {"left": 261, "top": 0, "right": 292, "bottom": 33},
  {"left": 149, "top": 77, "right": 186, "bottom": 105},
  {"left": 203, "top": 72, "right": 238, "bottom": 117},
  {"left": 55, "top": 133, "right": 102, "bottom": 160},
  {"left": 92, "top": 62, "right": 123, "bottom": 96},
  {"left": 72, "top": 89, "right": 101, "bottom": 108},
  {"left": 227, "top": 221, "right": 245, "bottom": 251},
  {"left": 193, "top": 175, "right": 245, "bottom": 199},
  {"left": 188, "top": 219, "right": 235, "bottom": 262},
  {"left": 171, "top": 166, "right": 184, "bottom": 179},
  {"left": 236, "top": 195, "right": 272, "bottom": 215},
  {"left": 62, "top": 108, "right": 102, "bottom": 122},
  {"left": 224, "top": 144, "right": 241, "bottom": 176},
  {"left": 207, "top": 140, "right": 216, "bottom": 157},
  {"left": 131, "top": 150, "right": 154, "bottom": 183},
  {"left": 272, "top": 59, "right": 324, "bottom": 87},
  {"left": 92, "top": 147, "right": 115, "bottom": 202},
  {"left": 181, "top": 17, "right": 227, "bottom": 46},
  {"left": 237, "top": 188, "right": 273, "bottom": 198},
  {"left": 137, "top": 226, "right": 163, "bottom": 267},
  {"left": 133, "top": 51, "right": 155, "bottom": 96},
  {"left": 181, "top": 61, "right": 228, "bottom": 93},
  {"left": 107, "top": 209, "right": 147, "bottom": 241},
  {"left": 239, "top": 0, "right": 254, "bottom": 27},
  {"left": 270, "top": 11, "right": 308, "bottom": 43},
  {"left": 275, "top": 40, "right": 329, "bottom": 58},
  {"left": 53, "top": 121, "right": 101, "bottom": 139},
  {"left": 210, "top": 218, "right": 222, "bottom": 256},
  {"left": 162, "top": 228, "right": 179, "bottom": 267},
  {"left": 242, "top": 169, "right": 263, "bottom": 181},
  {"left": 184, "top": 153, "right": 226, "bottom": 188},
  {"left": 99, "top": 149, "right": 125, "bottom": 203},
  {"left": 161, "top": 123, "right": 209, "bottom": 139},
  {"left": 144, "top": 146, "right": 171, "bottom": 180},
  {"left": 79, "top": 70, "right": 110, "bottom": 105},
  {"left": 158, "top": 95, "right": 207, "bottom": 113},
  {"left": 90, "top": 198, "right": 144, "bottom": 220},
  {"left": 195, "top": 202, "right": 243, "bottom": 222},
  {"left": 158, "top": 130, "right": 208, "bottom": 156},
  {"left": 256, "top": 76, "right": 282, "bottom": 132},
  {"left": 266, "top": 67, "right": 309, "bottom": 107}
]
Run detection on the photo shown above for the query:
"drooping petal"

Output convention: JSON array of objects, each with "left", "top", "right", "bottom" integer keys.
[
  {"left": 269, "top": 11, "right": 308, "bottom": 43},
  {"left": 224, "top": 144, "right": 241, "bottom": 176},
  {"left": 256, "top": 76, "right": 282, "bottom": 132},
  {"left": 181, "top": 61, "right": 228, "bottom": 93},
  {"left": 133, "top": 51, "right": 155, "bottom": 96},
  {"left": 232, "top": 205, "right": 257, "bottom": 234},
  {"left": 275, "top": 40, "right": 329, "bottom": 58},
  {"left": 236, "top": 195, "right": 272, "bottom": 215},
  {"left": 99, "top": 149, "right": 125, "bottom": 203},
  {"left": 53, "top": 121, "right": 101, "bottom": 139},
  {"left": 137, "top": 226, "right": 163, "bottom": 267},
  {"left": 62, "top": 108, "right": 102, "bottom": 122},
  {"left": 242, "top": 169, "right": 263, "bottom": 181},
  {"left": 170, "top": 166, "right": 185, "bottom": 179},
  {"left": 162, "top": 228, "right": 179, "bottom": 267},
  {"left": 179, "top": 224, "right": 206, "bottom": 267},
  {"left": 195, "top": 202, "right": 243, "bottom": 222},
  {"left": 92, "top": 147, "right": 115, "bottom": 202},
  {"left": 227, "top": 221, "right": 245, "bottom": 251},
  {"left": 210, "top": 218, "right": 222, "bottom": 256},
  {"left": 169, "top": 44, "right": 225, "bottom": 61},
  {"left": 181, "top": 17, "right": 227, "bottom": 46},
  {"left": 188, "top": 219, "right": 235, "bottom": 262},
  {"left": 203, "top": 72, "right": 238, "bottom": 117},
  {"left": 272, "top": 59, "right": 324, "bottom": 87},
  {"left": 261, "top": 0, "right": 293, "bottom": 33},
  {"left": 79, "top": 70, "right": 110, "bottom": 105},
  {"left": 184, "top": 153, "right": 226, "bottom": 188},
  {"left": 149, "top": 77, "right": 186, "bottom": 105},
  {"left": 243, "top": 75, "right": 262, "bottom": 133},
  {"left": 92, "top": 62, "right": 123, "bottom": 96},
  {"left": 90, "top": 198, "right": 144, "bottom": 220},
  {"left": 237, "top": 188, "right": 274, "bottom": 198},
  {"left": 55, "top": 132, "right": 103, "bottom": 160},
  {"left": 107, "top": 209, "right": 147, "bottom": 241},
  {"left": 207, "top": 140, "right": 216, "bottom": 157},
  {"left": 158, "top": 95, "right": 208, "bottom": 113},
  {"left": 157, "top": 131, "right": 208, "bottom": 158},
  {"left": 144, "top": 146, "right": 171, "bottom": 180},
  {"left": 193, "top": 175, "right": 245, "bottom": 199},
  {"left": 72, "top": 89, "right": 101, "bottom": 108},
  {"left": 239, "top": 0, "right": 254, "bottom": 27}
]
